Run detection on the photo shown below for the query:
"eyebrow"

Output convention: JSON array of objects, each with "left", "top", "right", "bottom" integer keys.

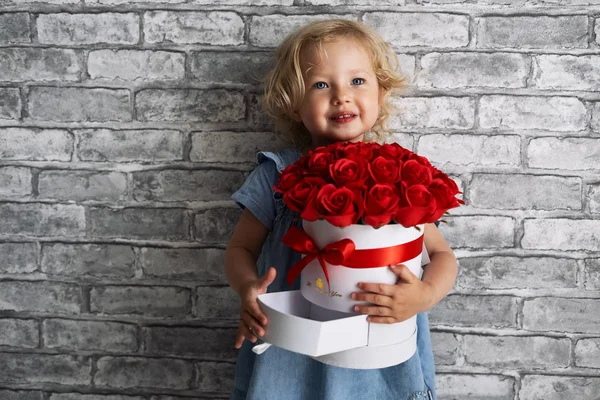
[{"left": 306, "top": 69, "right": 373, "bottom": 80}]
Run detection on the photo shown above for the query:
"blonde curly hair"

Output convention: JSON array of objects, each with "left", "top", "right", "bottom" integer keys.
[{"left": 262, "top": 19, "right": 407, "bottom": 149}]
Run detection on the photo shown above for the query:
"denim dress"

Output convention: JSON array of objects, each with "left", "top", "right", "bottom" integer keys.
[{"left": 231, "top": 149, "right": 436, "bottom": 400}]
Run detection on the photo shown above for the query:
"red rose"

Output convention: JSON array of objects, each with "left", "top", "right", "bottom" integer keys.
[
  {"left": 432, "top": 170, "right": 460, "bottom": 195},
  {"left": 274, "top": 164, "right": 304, "bottom": 193},
  {"left": 283, "top": 177, "right": 326, "bottom": 214},
  {"left": 375, "top": 143, "right": 412, "bottom": 161},
  {"left": 368, "top": 156, "right": 400, "bottom": 184},
  {"left": 401, "top": 159, "right": 432, "bottom": 186},
  {"left": 428, "top": 178, "right": 462, "bottom": 220},
  {"left": 329, "top": 156, "right": 368, "bottom": 188},
  {"left": 307, "top": 184, "right": 362, "bottom": 227},
  {"left": 334, "top": 142, "right": 373, "bottom": 159},
  {"left": 306, "top": 149, "right": 334, "bottom": 178},
  {"left": 395, "top": 184, "right": 436, "bottom": 226},
  {"left": 363, "top": 184, "right": 400, "bottom": 228}
]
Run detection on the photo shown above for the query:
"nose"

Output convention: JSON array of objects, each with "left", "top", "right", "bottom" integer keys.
[{"left": 331, "top": 86, "right": 350, "bottom": 105}]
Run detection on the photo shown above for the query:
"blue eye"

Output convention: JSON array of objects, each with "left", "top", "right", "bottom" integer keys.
[
  {"left": 314, "top": 82, "right": 328, "bottom": 89},
  {"left": 352, "top": 78, "right": 365, "bottom": 85}
]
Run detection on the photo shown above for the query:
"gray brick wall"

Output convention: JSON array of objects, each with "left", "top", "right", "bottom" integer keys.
[{"left": 0, "top": 0, "right": 598, "bottom": 398}]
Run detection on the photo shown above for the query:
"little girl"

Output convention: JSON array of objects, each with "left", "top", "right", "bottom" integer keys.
[{"left": 225, "top": 19, "right": 458, "bottom": 400}]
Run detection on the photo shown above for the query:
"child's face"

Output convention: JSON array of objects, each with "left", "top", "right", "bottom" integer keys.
[{"left": 293, "top": 38, "right": 382, "bottom": 147}]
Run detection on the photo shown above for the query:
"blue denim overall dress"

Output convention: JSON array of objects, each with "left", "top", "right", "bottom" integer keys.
[{"left": 230, "top": 149, "right": 436, "bottom": 400}]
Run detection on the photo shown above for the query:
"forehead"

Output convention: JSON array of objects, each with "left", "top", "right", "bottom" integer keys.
[{"left": 299, "top": 38, "right": 374, "bottom": 76}]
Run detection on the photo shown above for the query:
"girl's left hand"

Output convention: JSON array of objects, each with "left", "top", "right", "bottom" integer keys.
[{"left": 351, "top": 264, "right": 435, "bottom": 324}]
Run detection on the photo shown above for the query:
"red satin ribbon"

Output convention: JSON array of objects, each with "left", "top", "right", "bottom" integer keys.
[{"left": 282, "top": 225, "right": 424, "bottom": 292}]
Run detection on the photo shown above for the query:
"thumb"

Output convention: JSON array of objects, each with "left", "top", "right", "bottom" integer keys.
[
  {"left": 258, "top": 267, "right": 277, "bottom": 290},
  {"left": 390, "top": 264, "right": 416, "bottom": 283}
]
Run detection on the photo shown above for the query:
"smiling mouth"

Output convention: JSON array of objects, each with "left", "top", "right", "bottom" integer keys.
[{"left": 330, "top": 113, "right": 357, "bottom": 122}]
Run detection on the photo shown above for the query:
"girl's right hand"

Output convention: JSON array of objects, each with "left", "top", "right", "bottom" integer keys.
[{"left": 234, "top": 267, "right": 277, "bottom": 349}]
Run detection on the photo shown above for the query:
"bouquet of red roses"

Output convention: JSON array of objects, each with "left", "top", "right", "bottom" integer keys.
[{"left": 274, "top": 141, "right": 463, "bottom": 228}]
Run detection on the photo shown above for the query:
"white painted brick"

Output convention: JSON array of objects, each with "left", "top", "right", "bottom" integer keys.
[
  {"left": 88, "top": 0, "right": 184, "bottom": 3},
  {"left": 418, "top": 134, "right": 520, "bottom": 167},
  {"left": 522, "top": 218, "right": 600, "bottom": 251},
  {"left": 389, "top": 97, "right": 475, "bottom": 129},
  {"left": 584, "top": 258, "right": 600, "bottom": 290},
  {"left": 0, "top": 48, "right": 80, "bottom": 81},
  {"left": 590, "top": 183, "right": 600, "bottom": 213},
  {"left": 88, "top": 50, "right": 184, "bottom": 81},
  {"left": 417, "top": 52, "right": 529, "bottom": 89},
  {"left": 440, "top": 215, "right": 515, "bottom": 249},
  {"left": 190, "top": 52, "right": 271, "bottom": 85},
  {"left": 37, "top": 13, "right": 139, "bottom": 45},
  {"left": 470, "top": 174, "right": 581, "bottom": 210},
  {"left": 308, "top": 0, "right": 402, "bottom": 4},
  {"left": 249, "top": 14, "right": 354, "bottom": 48},
  {"left": 431, "top": 332, "right": 458, "bottom": 365},
  {"left": 0, "top": 13, "right": 30, "bottom": 44},
  {"left": 457, "top": 257, "right": 578, "bottom": 290},
  {"left": 521, "top": 376, "right": 600, "bottom": 400},
  {"left": 144, "top": 11, "right": 244, "bottom": 45},
  {"left": 363, "top": 13, "right": 469, "bottom": 48},
  {"left": 0, "top": 128, "right": 72, "bottom": 161},
  {"left": 528, "top": 138, "right": 600, "bottom": 170},
  {"left": 597, "top": 19, "right": 600, "bottom": 45},
  {"left": 479, "top": 96, "right": 586, "bottom": 131},
  {"left": 191, "top": 0, "right": 292, "bottom": 3},
  {"left": 436, "top": 374, "right": 515, "bottom": 400},
  {"left": 0, "top": 167, "right": 32, "bottom": 198},
  {"left": 533, "top": 55, "right": 600, "bottom": 91},
  {"left": 592, "top": 102, "right": 600, "bottom": 133},
  {"left": 477, "top": 16, "right": 588, "bottom": 49},
  {"left": 38, "top": 171, "right": 127, "bottom": 201},
  {"left": 0, "top": 88, "right": 21, "bottom": 120},
  {"left": 430, "top": 295, "right": 518, "bottom": 328},
  {"left": 190, "top": 131, "right": 285, "bottom": 163},
  {"left": 523, "top": 297, "right": 600, "bottom": 333},
  {"left": 575, "top": 338, "right": 600, "bottom": 368},
  {"left": 463, "top": 336, "right": 570, "bottom": 368}
]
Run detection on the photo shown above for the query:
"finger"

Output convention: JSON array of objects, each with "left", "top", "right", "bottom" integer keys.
[
  {"left": 354, "top": 304, "right": 391, "bottom": 317},
  {"left": 258, "top": 267, "right": 277, "bottom": 291},
  {"left": 240, "top": 319, "right": 258, "bottom": 344},
  {"left": 357, "top": 281, "right": 397, "bottom": 297},
  {"left": 390, "top": 264, "right": 417, "bottom": 283},
  {"left": 246, "top": 300, "right": 268, "bottom": 326},
  {"left": 242, "top": 310, "right": 266, "bottom": 336},
  {"left": 351, "top": 291, "right": 393, "bottom": 307},
  {"left": 234, "top": 329, "right": 244, "bottom": 349},
  {"left": 367, "top": 316, "right": 398, "bottom": 324}
]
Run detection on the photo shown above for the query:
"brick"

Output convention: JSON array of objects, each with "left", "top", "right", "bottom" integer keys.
[
  {"left": 250, "top": 14, "right": 354, "bottom": 48},
  {"left": 0, "top": 204, "right": 85, "bottom": 237},
  {"left": 0, "top": 167, "right": 32, "bottom": 198},
  {"left": 3, "top": 0, "right": 77, "bottom": 3},
  {"left": 196, "top": 362, "right": 235, "bottom": 393},
  {"left": 90, "top": 286, "right": 191, "bottom": 317},
  {"left": 132, "top": 170, "right": 246, "bottom": 202},
  {"left": 522, "top": 219, "right": 600, "bottom": 251},
  {"left": 87, "top": 0, "right": 184, "bottom": 3},
  {"left": 0, "top": 243, "right": 37, "bottom": 273},
  {"left": 196, "top": 286, "right": 238, "bottom": 319},
  {"left": 144, "top": 11, "right": 243, "bottom": 45},
  {"left": 39, "top": 171, "right": 126, "bottom": 202},
  {"left": 584, "top": 258, "right": 600, "bottom": 290},
  {"left": 439, "top": 216, "right": 515, "bottom": 249},
  {"left": 144, "top": 327, "right": 236, "bottom": 359},
  {"left": 0, "top": 128, "right": 71, "bottom": 161},
  {"left": 592, "top": 102, "right": 600, "bottom": 133},
  {"left": 424, "top": 0, "right": 523, "bottom": 3},
  {"left": 365, "top": 12, "right": 469, "bottom": 48},
  {"left": 532, "top": 55, "right": 600, "bottom": 91},
  {"left": 597, "top": 19, "right": 600, "bottom": 45},
  {"left": 29, "top": 87, "right": 130, "bottom": 122},
  {"left": 190, "top": 52, "right": 271, "bottom": 85},
  {"left": 437, "top": 374, "right": 514, "bottom": 400},
  {"left": 464, "top": 335, "right": 570, "bottom": 369},
  {"left": 0, "top": 88, "right": 21, "bottom": 119},
  {"left": 575, "top": 338, "right": 600, "bottom": 368},
  {"left": 429, "top": 295, "right": 518, "bottom": 328},
  {"left": 44, "top": 319, "right": 137, "bottom": 352},
  {"left": 193, "top": 208, "right": 241, "bottom": 243},
  {"left": 88, "top": 207, "right": 187, "bottom": 240},
  {"left": 477, "top": 16, "right": 588, "bottom": 49},
  {"left": 95, "top": 357, "right": 192, "bottom": 389},
  {"left": 141, "top": 247, "right": 226, "bottom": 283},
  {"left": 0, "top": 390, "right": 42, "bottom": 400},
  {"left": 309, "top": 0, "right": 402, "bottom": 3},
  {"left": 50, "top": 395, "right": 144, "bottom": 400},
  {"left": 0, "top": 48, "right": 80, "bottom": 82},
  {"left": 0, "top": 281, "right": 81, "bottom": 314},
  {"left": 0, "top": 319, "right": 38, "bottom": 348},
  {"left": 528, "top": 138, "right": 600, "bottom": 171},
  {"left": 418, "top": 52, "right": 529, "bottom": 89},
  {"left": 523, "top": 297, "right": 600, "bottom": 333},
  {"left": 77, "top": 129, "right": 184, "bottom": 162},
  {"left": 457, "top": 257, "right": 578, "bottom": 290},
  {"left": 389, "top": 97, "right": 475, "bottom": 129},
  {"left": 520, "top": 376, "right": 600, "bottom": 400},
  {"left": 0, "top": 353, "right": 90, "bottom": 385},
  {"left": 538, "top": 0, "right": 600, "bottom": 3},
  {"left": 41, "top": 243, "right": 135, "bottom": 278},
  {"left": 247, "top": 94, "right": 276, "bottom": 130},
  {"left": 470, "top": 174, "right": 581, "bottom": 210},
  {"left": 88, "top": 50, "right": 184, "bottom": 81},
  {"left": 190, "top": 131, "right": 285, "bottom": 163},
  {"left": 136, "top": 89, "right": 244, "bottom": 123},
  {"left": 37, "top": 13, "right": 139, "bottom": 45},
  {"left": 480, "top": 96, "right": 586, "bottom": 131},
  {"left": 431, "top": 332, "right": 458, "bottom": 365},
  {"left": 0, "top": 13, "right": 31, "bottom": 43},
  {"left": 191, "top": 0, "right": 291, "bottom": 3}
]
